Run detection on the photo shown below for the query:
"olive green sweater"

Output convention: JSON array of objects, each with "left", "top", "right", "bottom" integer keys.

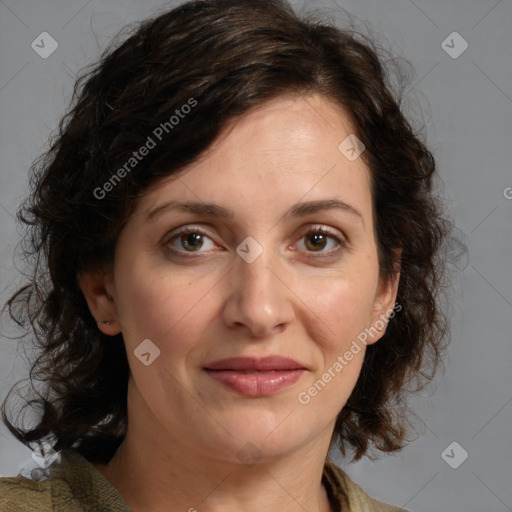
[{"left": 0, "top": 450, "right": 407, "bottom": 511}]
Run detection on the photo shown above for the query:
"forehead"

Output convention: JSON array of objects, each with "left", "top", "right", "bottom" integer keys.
[
  {"left": 138, "top": 93, "right": 372, "bottom": 223},
  {"left": 198, "top": 93, "right": 362, "bottom": 168}
]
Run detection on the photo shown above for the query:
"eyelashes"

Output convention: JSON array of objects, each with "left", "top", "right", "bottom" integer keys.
[
  {"left": 294, "top": 226, "right": 347, "bottom": 254},
  {"left": 164, "top": 224, "right": 347, "bottom": 259},
  {"left": 167, "top": 226, "right": 217, "bottom": 254}
]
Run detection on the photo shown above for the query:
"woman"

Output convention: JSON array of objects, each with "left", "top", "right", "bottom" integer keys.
[{"left": 0, "top": 0, "right": 452, "bottom": 510}]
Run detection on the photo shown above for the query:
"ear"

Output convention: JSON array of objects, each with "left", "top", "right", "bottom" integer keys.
[
  {"left": 77, "top": 269, "right": 121, "bottom": 336},
  {"left": 366, "top": 248, "right": 402, "bottom": 345}
]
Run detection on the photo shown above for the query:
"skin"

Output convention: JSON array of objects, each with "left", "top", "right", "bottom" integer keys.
[{"left": 79, "top": 93, "right": 400, "bottom": 512}]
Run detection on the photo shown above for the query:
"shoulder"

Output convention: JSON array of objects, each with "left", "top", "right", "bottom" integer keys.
[
  {"left": 0, "top": 474, "right": 54, "bottom": 512},
  {"left": 323, "top": 457, "right": 409, "bottom": 512},
  {"left": 0, "top": 450, "right": 132, "bottom": 512},
  {"left": 0, "top": 451, "right": 94, "bottom": 512}
]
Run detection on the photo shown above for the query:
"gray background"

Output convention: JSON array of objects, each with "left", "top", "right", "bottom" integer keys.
[{"left": 0, "top": 1, "right": 511, "bottom": 511}]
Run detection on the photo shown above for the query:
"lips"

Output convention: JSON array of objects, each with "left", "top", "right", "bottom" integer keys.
[
  {"left": 204, "top": 355, "right": 306, "bottom": 372},
  {"left": 203, "top": 356, "right": 307, "bottom": 396}
]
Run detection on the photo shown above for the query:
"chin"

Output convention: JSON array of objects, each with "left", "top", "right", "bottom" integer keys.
[{"left": 206, "top": 415, "right": 309, "bottom": 463}]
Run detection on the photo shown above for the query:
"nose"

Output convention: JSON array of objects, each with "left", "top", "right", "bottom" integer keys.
[{"left": 221, "top": 244, "right": 295, "bottom": 338}]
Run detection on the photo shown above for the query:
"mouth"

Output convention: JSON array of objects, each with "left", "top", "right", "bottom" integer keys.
[
  {"left": 204, "top": 355, "right": 307, "bottom": 372},
  {"left": 203, "top": 356, "right": 307, "bottom": 397},
  {"left": 207, "top": 369, "right": 285, "bottom": 374}
]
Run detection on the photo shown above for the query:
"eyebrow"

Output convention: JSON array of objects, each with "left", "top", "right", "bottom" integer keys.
[{"left": 147, "top": 198, "right": 364, "bottom": 226}]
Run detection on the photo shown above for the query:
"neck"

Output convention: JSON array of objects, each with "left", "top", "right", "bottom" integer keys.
[{"left": 96, "top": 441, "right": 334, "bottom": 512}]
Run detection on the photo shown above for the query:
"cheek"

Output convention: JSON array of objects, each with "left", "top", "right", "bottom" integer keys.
[
  {"left": 294, "top": 270, "right": 374, "bottom": 414},
  {"left": 114, "top": 259, "right": 214, "bottom": 352},
  {"left": 296, "top": 256, "right": 379, "bottom": 353}
]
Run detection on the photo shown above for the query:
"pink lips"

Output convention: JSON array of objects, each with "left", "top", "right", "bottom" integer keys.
[{"left": 204, "top": 356, "right": 307, "bottom": 397}]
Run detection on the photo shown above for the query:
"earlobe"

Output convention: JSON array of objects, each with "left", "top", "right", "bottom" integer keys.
[{"left": 77, "top": 270, "right": 121, "bottom": 336}]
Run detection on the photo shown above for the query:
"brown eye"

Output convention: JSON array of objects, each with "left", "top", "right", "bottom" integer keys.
[
  {"left": 304, "top": 232, "right": 329, "bottom": 251},
  {"left": 296, "top": 226, "right": 346, "bottom": 256},
  {"left": 180, "top": 232, "right": 204, "bottom": 251},
  {"left": 167, "top": 228, "right": 217, "bottom": 254}
]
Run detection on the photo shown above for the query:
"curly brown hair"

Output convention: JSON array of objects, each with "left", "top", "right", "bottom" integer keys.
[{"left": 1, "top": 0, "right": 455, "bottom": 465}]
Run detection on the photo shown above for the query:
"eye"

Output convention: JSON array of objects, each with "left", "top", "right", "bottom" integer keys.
[
  {"left": 164, "top": 224, "right": 347, "bottom": 258},
  {"left": 295, "top": 226, "right": 346, "bottom": 255},
  {"left": 166, "top": 227, "right": 218, "bottom": 254}
]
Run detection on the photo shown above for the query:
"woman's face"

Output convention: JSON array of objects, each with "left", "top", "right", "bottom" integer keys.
[{"left": 85, "top": 93, "right": 399, "bottom": 464}]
